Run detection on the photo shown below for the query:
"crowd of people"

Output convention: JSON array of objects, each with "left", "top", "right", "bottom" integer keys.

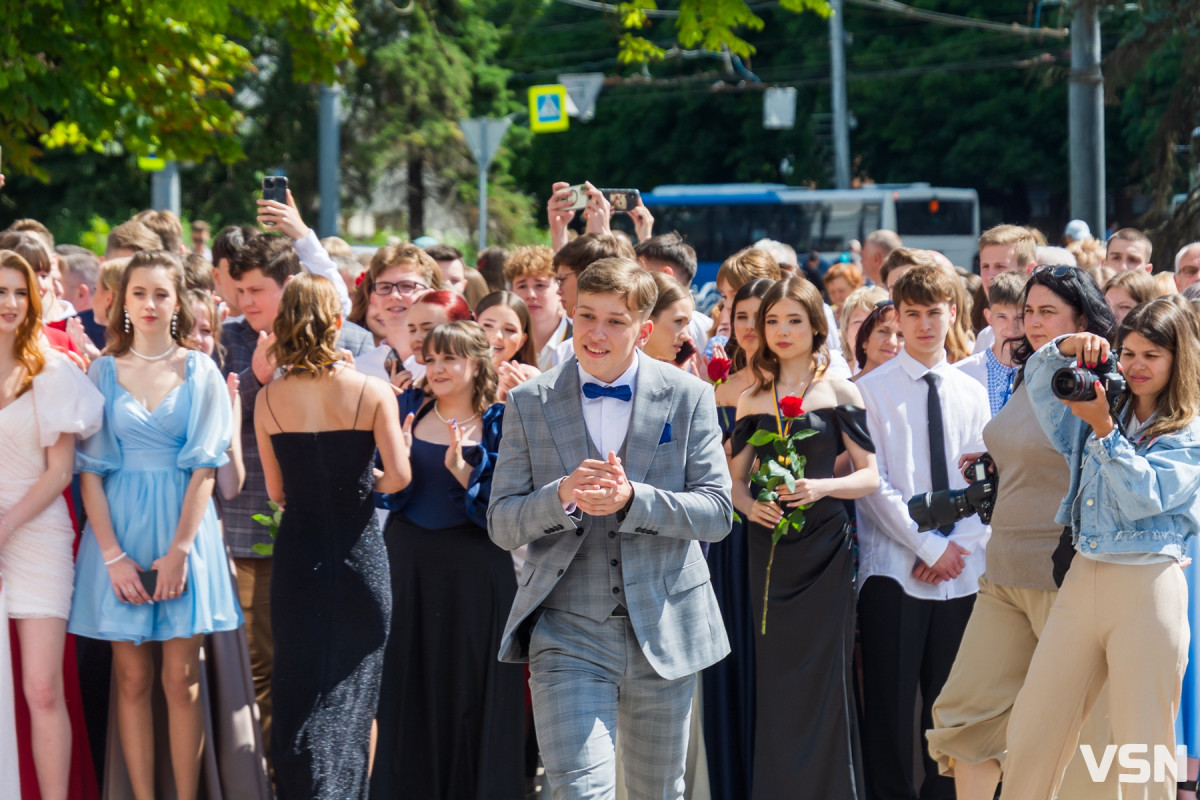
[{"left": 2, "top": 173, "right": 1200, "bottom": 800}]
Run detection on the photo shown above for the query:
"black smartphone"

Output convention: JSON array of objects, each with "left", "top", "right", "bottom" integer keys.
[
  {"left": 674, "top": 339, "right": 697, "bottom": 365},
  {"left": 262, "top": 175, "right": 289, "bottom": 204},
  {"left": 601, "top": 188, "right": 641, "bottom": 214},
  {"left": 138, "top": 570, "right": 187, "bottom": 597},
  {"left": 383, "top": 347, "right": 401, "bottom": 377}
]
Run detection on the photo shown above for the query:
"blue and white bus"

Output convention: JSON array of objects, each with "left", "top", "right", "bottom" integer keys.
[{"left": 639, "top": 183, "right": 981, "bottom": 286}]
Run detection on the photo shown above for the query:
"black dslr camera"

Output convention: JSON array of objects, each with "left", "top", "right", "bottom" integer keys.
[
  {"left": 1050, "top": 356, "right": 1126, "bottom": 411},
  {"left": 908, "top": 454, "right": 997, "bottom": 532}
]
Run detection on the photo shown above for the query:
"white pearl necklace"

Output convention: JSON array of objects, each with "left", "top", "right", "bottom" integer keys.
[
  {"left": 433, "top": 401, "right": 479, "bottom": 425},
  {"left": 129, "top": 344, "right": 177, "bottom": 361}
]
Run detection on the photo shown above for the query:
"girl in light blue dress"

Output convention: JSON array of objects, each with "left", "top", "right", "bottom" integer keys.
[{"left": 68, "top": 250, "right": 241, "bottom": 800}]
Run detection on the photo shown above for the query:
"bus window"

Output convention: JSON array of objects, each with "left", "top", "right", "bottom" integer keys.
[{"left": 894, "top": 199, "right": 974, "bottom": 236}]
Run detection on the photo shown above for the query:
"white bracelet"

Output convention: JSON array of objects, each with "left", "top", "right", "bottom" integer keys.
[{"left": 104, "top": 552, "right": 128, "bottom": 567}]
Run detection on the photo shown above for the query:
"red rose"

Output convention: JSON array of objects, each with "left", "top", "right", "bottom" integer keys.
[
  {"left": 707, "top": 357, "right": 732, "bottom": 383},
  {"left": 778, "top": 395, "right": 805, "bottom": 418}
]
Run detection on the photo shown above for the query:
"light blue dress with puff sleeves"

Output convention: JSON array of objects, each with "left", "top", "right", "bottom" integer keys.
[{"left": 68, "top": 350, "right": 243, "bottom": 643}]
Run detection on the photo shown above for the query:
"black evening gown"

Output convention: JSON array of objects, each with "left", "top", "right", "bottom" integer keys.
[
  {"left": 370, "top": 403, "right": 524, "bottom": 800},
  {"left": 703, "top": 405, "right": 757, "bottom": 800},
  {"left": 733, "top": 405, "right": 873, "bottom": 800},
  {"left": 269, "top": 430, "right": 391, "bottom": 800}
]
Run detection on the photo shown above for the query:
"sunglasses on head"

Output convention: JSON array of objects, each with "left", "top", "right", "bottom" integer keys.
[
  {"left": 1032, "top": 265, "right": 1078, "bottom": 278},
  {"left": 874, "top": 299, "right": 894, "bottom": 308}
]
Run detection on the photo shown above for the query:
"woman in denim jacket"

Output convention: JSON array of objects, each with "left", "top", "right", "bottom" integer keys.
[{"left": 1000, "top": 295, "right": 1200, "bottom": 800}]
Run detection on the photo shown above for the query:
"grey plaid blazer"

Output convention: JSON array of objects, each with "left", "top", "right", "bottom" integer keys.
[{"left": 488, "top": 352, "right": 732, "bottom": 681}]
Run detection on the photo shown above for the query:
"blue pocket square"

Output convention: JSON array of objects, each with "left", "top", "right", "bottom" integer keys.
[{"left": 659, "top": 422, "right": 672, "bottom": 445}]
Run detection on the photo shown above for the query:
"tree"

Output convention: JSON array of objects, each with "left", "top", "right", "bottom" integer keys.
[
  {"left": 0, "top": 0, "right": 356, "bottom": 178},
  {"left": 342, "top": 0, "right": 534, "bottom": 243}
]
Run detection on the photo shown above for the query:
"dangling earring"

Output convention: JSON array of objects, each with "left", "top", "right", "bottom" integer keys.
[
  {"left": 124, "top": 310, "right": 131, "bottom": 334},
  {"left": 171, "top": 312, "right": 178, "bottom": 339}
]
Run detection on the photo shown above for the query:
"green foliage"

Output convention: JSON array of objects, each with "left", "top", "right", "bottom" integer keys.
[
  {"left": 620, "top": 0, "right": 829, "bottom": 62},
  {"left": 0, "top": 0, "right": 357, "bottom": 180},
  {"left": 250, "top": 500, "right": 283, "bottom": 557}
]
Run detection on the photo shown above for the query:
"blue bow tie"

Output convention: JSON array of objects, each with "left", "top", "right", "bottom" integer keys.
[{"left": 582, "top": 382, "right": 632, "bottom": 402}]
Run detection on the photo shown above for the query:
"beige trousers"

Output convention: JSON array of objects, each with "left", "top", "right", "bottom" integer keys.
[
  {"left": 1000, "top": 558, "right": 1188, "bottom": 800},
  {"left": 928, "top": 576, "right": 1120, "bottom": 798}
]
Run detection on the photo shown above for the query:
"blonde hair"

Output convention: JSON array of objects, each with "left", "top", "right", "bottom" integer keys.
[
  {"left": 1105, "top": 270, "right": 1156, "bottom": 306},
  {"left": 503, "top": 245, "right": 555, "bottom": 283},
  {"left": 270, "top": 274, "right": 345, "bottom": 372},
  {"left": 98, "top": 257, "right": 129, "bottom": 292},
  {"left": 1154, "top": 271, "right": 1178, "bottom": 297},
  {"left": 106, "top": 251, "right": 196, "bottom": 356},
  {"left": 1070, "top": 238, "right": 1106, "bottom": 270},
  {"left": 422, "top": 321, "right": 498, "bottom": 414},
  {"left": 838, "top": 285, "right": 889, "bottom": 357},
  {"left": 716, "top": 248, "right": 781, "bottom": 292},
  {"left": 0, "top": 250, "right": 45, "bottom": 397},
  {"left": 978, "top": 224, "right": 1037, "bottom": 269}
]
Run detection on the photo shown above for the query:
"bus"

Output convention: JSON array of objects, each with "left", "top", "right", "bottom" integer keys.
[{"left": 638, "top": 183, "right": 981, "bottom": 286}]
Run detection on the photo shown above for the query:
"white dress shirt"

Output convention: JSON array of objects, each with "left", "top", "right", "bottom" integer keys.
[
  {"left": 293, "top": 228, "right": 352, "bottom": 317},
  {"left": 539, "top": 316, "right": 572, "bottom": 371},
  {"left": 688, "top": 309, "right": 711, "bottom": 356},
  {"left": 578, "top": 358, "right": 639, "bottom": 457},
  {"left": 972, "top": 325, "right": 995, "bottom": 355},
  {"left": 855, "top": 348, "right": 991, "bottom": 600}
]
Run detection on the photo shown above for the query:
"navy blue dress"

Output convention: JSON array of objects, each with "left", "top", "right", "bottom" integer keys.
[{"left": 370, "top": 403, "right": 524, "bottom": 800}]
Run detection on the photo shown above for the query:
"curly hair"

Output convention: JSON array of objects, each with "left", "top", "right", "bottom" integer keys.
[
  {"left": 270, "top": 274, "right": 345, "bottom": 372},
  {"left": 422, "top": 321, "right": 498, "bottom": 414},
  {"left": 0, "top": 250, "right": 45, "bottom": 397}
]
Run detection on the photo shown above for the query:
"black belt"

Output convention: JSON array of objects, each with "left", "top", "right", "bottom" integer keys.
[{"left": 610, "top": 604, "right": 629, "bottom": 618}]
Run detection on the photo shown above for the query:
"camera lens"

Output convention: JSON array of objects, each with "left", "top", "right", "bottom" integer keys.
[{"left": 1051, "top": 366, "right": 1097, "bottom": 401}]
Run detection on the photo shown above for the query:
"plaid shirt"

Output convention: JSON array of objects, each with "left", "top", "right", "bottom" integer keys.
[{"left": 220, "top": 317, "right": 374, "bottom": 558}]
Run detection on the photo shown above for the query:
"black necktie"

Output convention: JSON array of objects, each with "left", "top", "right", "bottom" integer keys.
[{"left": 924, "top": 372, "right": 955, "bottom": 536}]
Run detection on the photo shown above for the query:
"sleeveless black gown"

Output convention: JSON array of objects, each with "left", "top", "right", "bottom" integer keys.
[
  {"left": 269, "top": 429, "right": 391, "bottom": 800},
  {"left": 733, "top": 405, "right": 873, "bottom": 800}
]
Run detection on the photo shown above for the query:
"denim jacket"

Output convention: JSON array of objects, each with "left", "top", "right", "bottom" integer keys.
[{"left": 1026, "top": 336, "right": 1200, "bottom": 559}]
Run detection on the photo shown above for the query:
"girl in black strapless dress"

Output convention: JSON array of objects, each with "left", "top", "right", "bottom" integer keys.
[
  {"left": 255, "top": 275, "right": 412, "bottom": 800},
  {"left": 728, "top": 277, "right": 879, "bottom": 800}
]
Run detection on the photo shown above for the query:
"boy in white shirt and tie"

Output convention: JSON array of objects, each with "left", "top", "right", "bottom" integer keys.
[{"left": 855, "top": 264, "right": 991, "bottom": 800}]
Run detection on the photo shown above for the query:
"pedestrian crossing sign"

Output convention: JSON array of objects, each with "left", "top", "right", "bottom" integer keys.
[{"left": 529, "top": 85, "right": 569, "bottom": 133}]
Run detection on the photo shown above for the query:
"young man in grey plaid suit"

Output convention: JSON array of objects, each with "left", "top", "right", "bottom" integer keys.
[{"left": 489, "top": 257, "right": 732, "bottom": 799}]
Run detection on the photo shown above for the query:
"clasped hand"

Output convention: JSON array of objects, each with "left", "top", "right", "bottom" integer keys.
[
  {"left": 559, "top": 452, "right": 632, "bottom": 516},
  {"left": 912, "top": 541, "right": 971, "bottom": 584},
  {"left": 749, "top": 480, "right": 826, "bottom": 529}
]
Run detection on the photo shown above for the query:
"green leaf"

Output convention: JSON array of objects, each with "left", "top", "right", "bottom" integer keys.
[
  {"left": 251, "top": 514, "right": 272, "bottom": 526},
  {"left": 781, "top": 471, "right": 796, "bottom": 493},
  {"left": 791, "top": 429, "right": 819, "bottom": 443},
  {"left": 771, "top": 521, "right": 790, "bottom": 545},
  {"left": 746, "top": 429, "right": 780, "bottom": 447},
  {"left": 786, "top": 507, "right": 807, "bottom": 531},
  {"left": 250, "top": 542, "right": 274, "bottom": 556},
  {"left": 732, "top": 510, "right": 742, "bottom": 523},
  {"left": 755, "top": 487, "right": 778, "bottom": 504},
  {"left": 765, "top": 459, "right": 792, "bottom": 479}
]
